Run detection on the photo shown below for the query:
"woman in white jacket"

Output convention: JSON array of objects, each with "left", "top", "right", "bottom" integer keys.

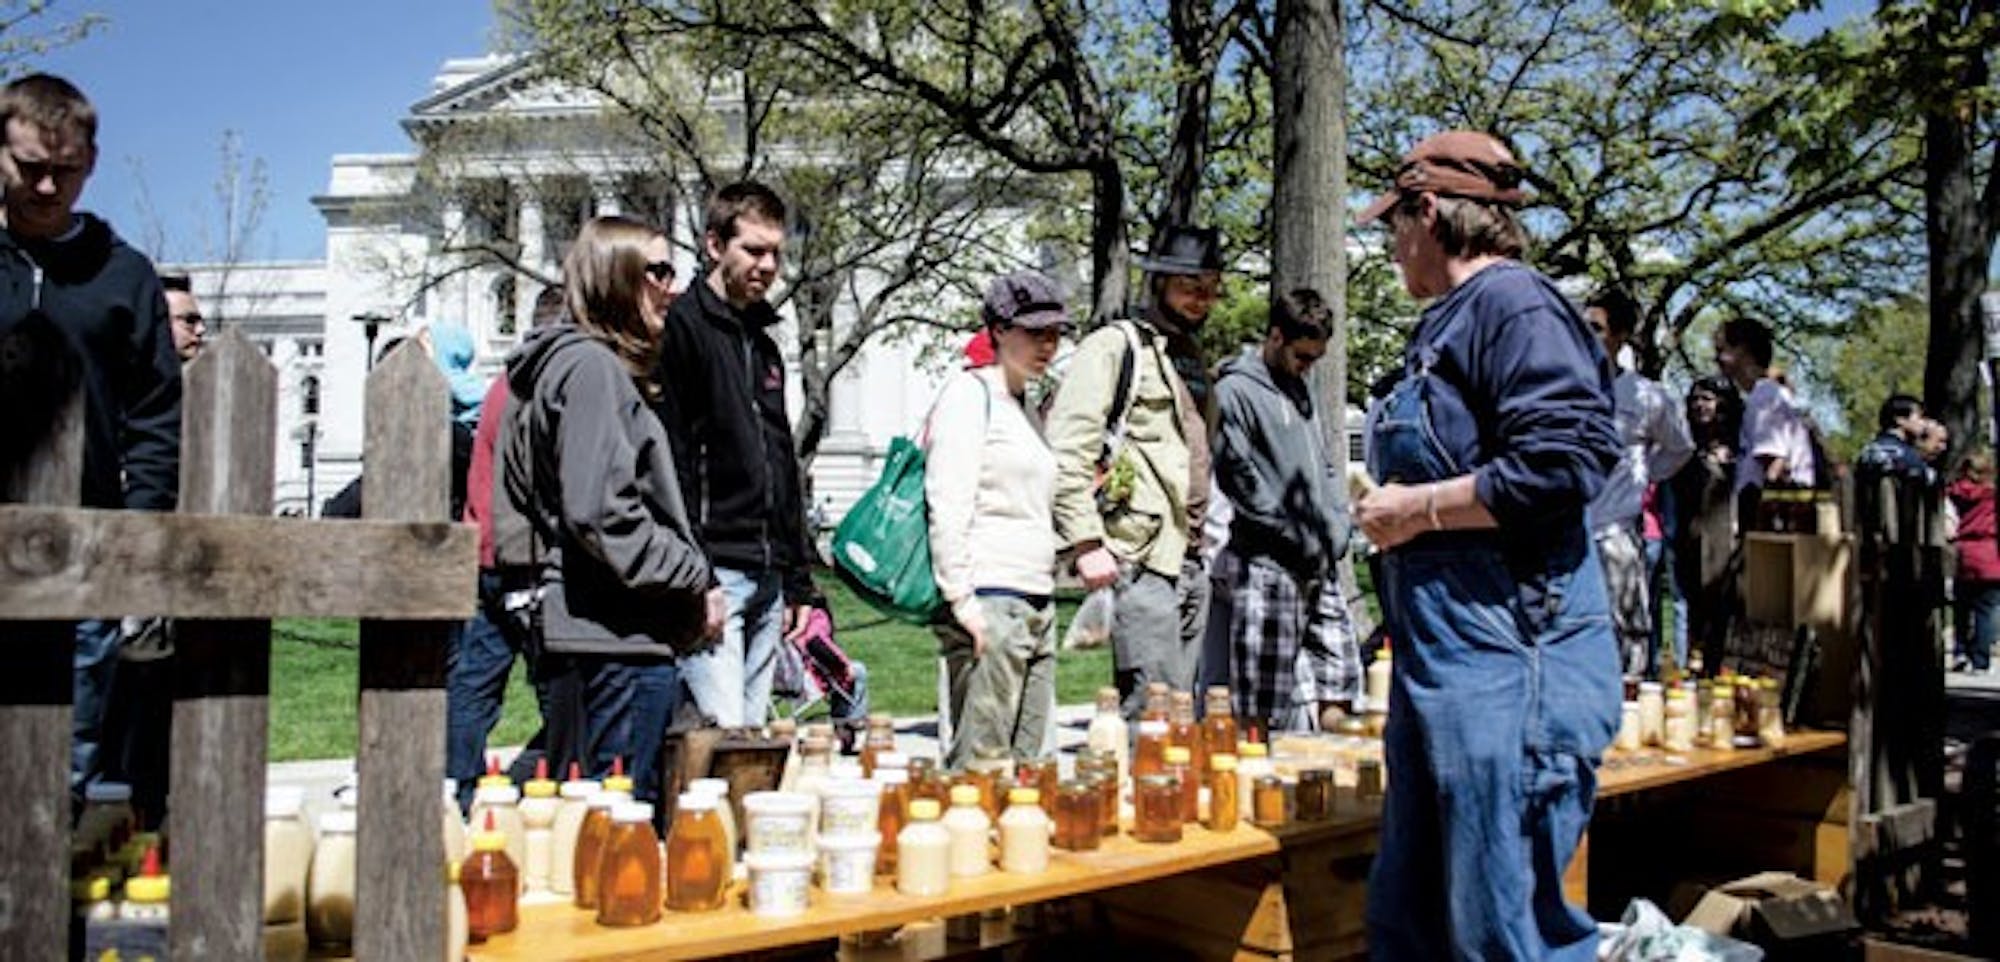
[{"left": 927, "top": 271, "right": 1068, "bottom": 767}]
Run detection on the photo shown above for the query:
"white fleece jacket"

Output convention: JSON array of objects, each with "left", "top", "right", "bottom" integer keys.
[{"left": 923, "top": 367, "right": 1058, "bottom": 626}]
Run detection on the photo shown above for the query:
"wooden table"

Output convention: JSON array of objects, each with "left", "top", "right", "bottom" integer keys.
[{"left": 467, "top": 731, "right": 1849, "bottom": 961}]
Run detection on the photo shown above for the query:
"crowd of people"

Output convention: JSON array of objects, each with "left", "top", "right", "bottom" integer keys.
[{"left": 17, "top": 55, "right": 1990, "bottom": 959}]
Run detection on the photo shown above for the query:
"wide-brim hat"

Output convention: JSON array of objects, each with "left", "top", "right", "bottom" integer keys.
[
  {"left": 1137, "top": 225, "right": 1224, "bottom": 276},
  {"left": 1359, "top": 130, "right": 1529, "bottom": 224}
]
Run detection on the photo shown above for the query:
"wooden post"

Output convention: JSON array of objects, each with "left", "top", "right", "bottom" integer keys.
[
  {"left": 0, "top": 314, "right": 84, "bottom": 956},
  {"left": 355, "top": 343, "right": 454, "bottom": 959},
  {"left": 170, "top": 330, "right": 277, "bottom": 958}
]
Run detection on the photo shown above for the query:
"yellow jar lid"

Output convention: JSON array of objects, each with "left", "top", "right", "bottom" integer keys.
[
  {"left": 909, "top": 799, "right": 942, "bottom": 820},
  {"left": 1163, "top": 746, "right": 1191, "bottom": 765},
  {"left": 1211, "top": 754, "right": 1238, "bottom": 771},
  {"left": 1008, "top": 787, "right": 1040, "bottom": 806},
  {"left": 949, "top": 784, "right": 982, "bottom": 806}
]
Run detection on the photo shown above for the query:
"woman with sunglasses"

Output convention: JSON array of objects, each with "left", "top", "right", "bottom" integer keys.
[
  {"left": 502, "top": 215, "right": 719, "bottom": 806},
  {"left": 925, "top": 270, "right": 1069, "bottom": 767}
]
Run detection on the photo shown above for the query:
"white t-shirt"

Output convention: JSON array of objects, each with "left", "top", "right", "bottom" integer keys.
[
  {"left": 1588, "top": 369, "right": 1694, "bottom": 530},
  {"left": 1735, "top": 378, "right": 1816, "bottom": 492}
]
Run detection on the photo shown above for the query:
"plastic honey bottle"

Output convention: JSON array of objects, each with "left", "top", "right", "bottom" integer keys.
[
  {"left": 665, "top": 791, "right": 729, "bottom": 912},
  {"left": 943, "top": 784, "right": 991, "bottom": 878},
  {"left": 896, "top": 799, "right": 950, "bottom": 896},
  {"left": 461, "top": 811, "right": 519, "bottom": 942},
  {"left": 998, "top": 787, "right": 1050, "bottom": 875},
  {"left": 596, "top": 802, "right": 662, "bottom": 926},
  {"left": 571, "top": 789, "right": 630, "bottom": 909}
]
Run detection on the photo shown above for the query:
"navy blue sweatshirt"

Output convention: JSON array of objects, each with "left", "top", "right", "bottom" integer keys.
[
  {"left": 0, "top": 214, "right": 178, "bottom": 511},
  {"left": 1405, "top": 261, "right": 1618, "bottom": 541}
]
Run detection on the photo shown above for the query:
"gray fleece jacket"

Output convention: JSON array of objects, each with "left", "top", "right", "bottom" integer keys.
[
  {"left": 1211, "top": 347, "right": 1351, "bottom": 580},
  {"left": 502, "top": 324, "right": 712, "bottom": 657}
]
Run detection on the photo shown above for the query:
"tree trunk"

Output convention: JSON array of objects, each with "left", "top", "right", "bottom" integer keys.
[
  {"left": 1270, "top": 0, "right": 1365, "bottom": 634},
  {"left": 1154, "top": 0, "right": 1218, "bottom": 245},
  {"left": 1919, "top": 0, "right": 1994, "bottom": 472},
  {"left": 1089, "top": 158, "right": 1132, "bottom": 323}
]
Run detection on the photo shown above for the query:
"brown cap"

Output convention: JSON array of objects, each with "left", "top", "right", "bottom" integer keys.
[{"left": 1359, "top": 130, "right": 1528, "bottom": 223}]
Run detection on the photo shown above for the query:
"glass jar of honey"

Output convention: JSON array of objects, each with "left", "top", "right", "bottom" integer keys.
[
  {"left": 1733, "top": 678, "right": 1761, "bottom": 744},
  {"left": 1133, "top": 719, "right": 1170, "bottom": 778},
  {"left": 907, "top": 757, "right": 949, "bottom": 809},
  {"left": 1252, "top": 775, "right": 1287, "bottom": 827},
  {"left": 876, "top": 767, "right": 910, "bottom": 876},
  {"left": 1296, "top": 769, "right": 1334, "bottom": 821},
  {"left": 1055, "top": 781, "right": 1101, "bottom": 852},
  {"left": 1163, "top": 746, "right": 1198, "bottom": 824},
  {"left": 665, "top": 791, "right": 729, "bottom": 912},
  {"left": 1169, "top": 691, "right": 1206, "bottom": 777},
  {"left": 1133, "top": 775, "right": 1183, "bottom": 843},
  {"left": 1202, "top": 688, "right": 1238, "bottom": 769},
  {"left": 1142, "top": 682, "right": 1172, "bottom": 722},
  {"left": 952, "top": 767, "right": 999, "bottom": 822},
  {"left": 1019, "top": 758, "right": 1060, "bottom": 819},
  {"left": 860, "top": 714, "right": 897, "bottom": 778},
  {"left": 1206, "top": 754, "right": 1240, "bottom": 832}
]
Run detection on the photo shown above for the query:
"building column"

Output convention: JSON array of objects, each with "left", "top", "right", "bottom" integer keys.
[
  {"left": 514, "top": 183, "right": 545, "bottom": 335},
  {"left": 591, "top": 177, "right": 622, "bottom": 217},
  {"left": 438, "top": 196, "right": 470, "bottom": 333}
]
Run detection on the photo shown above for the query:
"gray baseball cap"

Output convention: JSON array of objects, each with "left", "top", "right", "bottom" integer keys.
[{"left": 981, "top": 270, "right": 1070, "bottom": 329}]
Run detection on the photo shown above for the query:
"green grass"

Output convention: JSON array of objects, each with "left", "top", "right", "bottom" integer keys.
[{"left": 268, "top": 578, "right": 1112, "bottom": 761}]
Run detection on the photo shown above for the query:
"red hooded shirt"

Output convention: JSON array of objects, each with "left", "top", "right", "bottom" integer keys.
[{"left": 1949, "top": 478, "right": 2000, "bottom": 582}]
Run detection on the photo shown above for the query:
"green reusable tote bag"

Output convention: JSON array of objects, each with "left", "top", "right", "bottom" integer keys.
[{"left": 831, "top": 435, "right": 944, "bottom": 623}]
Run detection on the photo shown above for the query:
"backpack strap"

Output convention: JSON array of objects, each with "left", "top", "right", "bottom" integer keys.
[{"left": 1097, "top": 321, "right": 1143, "bottom": 475}]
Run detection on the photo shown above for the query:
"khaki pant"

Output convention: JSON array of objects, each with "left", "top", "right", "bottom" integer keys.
[{"left": 937, "top": 595, "right": 1057, "bottom": 768}]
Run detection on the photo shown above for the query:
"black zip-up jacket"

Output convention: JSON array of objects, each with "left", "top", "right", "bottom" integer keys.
[
  {"left": 0, "top": 214, "right": 179, "bottom": 511},
  {"left": 653, "top": 279, "right": 814, "bottom": 603}
]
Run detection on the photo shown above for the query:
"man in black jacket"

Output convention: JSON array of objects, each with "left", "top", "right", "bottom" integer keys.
[
  {"left": 0, "top": 75, "right": 180, "bottom": 803},
  {"left": 653, "top": 181, "right": 816, "bottom": 728}
]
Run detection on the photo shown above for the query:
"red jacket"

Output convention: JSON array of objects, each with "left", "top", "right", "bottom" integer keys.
[
  {"left": 463, "top": 376, "right": 511, "bottom": 569},
  {"left": 1949, "top": 478, "right": 2000, "bottom": 582}
]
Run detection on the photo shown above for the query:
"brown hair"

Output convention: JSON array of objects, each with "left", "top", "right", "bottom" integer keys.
[
  {"left": 1400, "top": 191, "right": 1527, "bottom": 260},
  {"left": 564, "top": 216, "right": 664, "bottom": 392},
  {"left": 1958, "top": 451, "right": 1994, "bottom": 485},
  {"left": 703, "top": 180, "right": 787, "bottom": 245},
  {"left": 0, "top": 73, "right": 96, "bottom": 149}
]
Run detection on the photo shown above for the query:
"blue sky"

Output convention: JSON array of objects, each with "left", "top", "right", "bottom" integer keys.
[
  {"left": 26, "top": 0, "right": 1882, "bottom": 266},
  {"left": 34, "top": 0, "right": 497, "bottom": 262}
]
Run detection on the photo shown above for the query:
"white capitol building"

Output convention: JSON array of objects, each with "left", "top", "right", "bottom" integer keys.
[{"left": 173, "top": 53, "right": 980, "bottom": 519}]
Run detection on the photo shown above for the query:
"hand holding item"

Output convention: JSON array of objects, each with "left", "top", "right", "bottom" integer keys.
[
  {"left": 1074, "top": 546, "right": 1120, "bottom": 591},
  {"left": 1356, "top": 482, "right": 1436, "bottom": 551}
]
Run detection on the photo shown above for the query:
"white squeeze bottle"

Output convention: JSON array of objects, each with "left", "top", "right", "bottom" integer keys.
[
  {"left": 441, "top": 779, "right": 468, "bottom": 866},
  {"left": 519, "top": 759, "right": 561, "bottom": 893},
  {"left": 549, "top": 763, "right": 600, "bottom": 897},
  {"left": 943, "top": 785, "right": 991, "bottom": 878},
  {"left": 1087, "top": 687, "right": 1130, "bottom": 786}
]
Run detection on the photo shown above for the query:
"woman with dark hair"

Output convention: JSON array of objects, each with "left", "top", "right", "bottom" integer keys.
[
  {"left": 1353, "top": 130, "right": 1621, "bottom": 960},
  {"left": 1949, "top": 453, "right": 2000, "bottom": 673},
  {"left": 1667, "top": 375, "right": 1744, "bottom": 675},
  {"left": 502, "top": 215, "right": 719, "bottom": 804}
]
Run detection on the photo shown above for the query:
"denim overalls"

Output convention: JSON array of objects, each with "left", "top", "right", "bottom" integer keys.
[{"left": 1363, "top": 305, "right": 1622, "bottom": 961}]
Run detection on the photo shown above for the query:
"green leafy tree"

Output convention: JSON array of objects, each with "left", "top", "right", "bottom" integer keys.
[{"left": 1817, "top": 295, "right": 1931, "bottom": 461}]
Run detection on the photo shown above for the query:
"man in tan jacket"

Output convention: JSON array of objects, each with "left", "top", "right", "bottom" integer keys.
[{"left": 1046, "top": 226, "right": 1221, "bottom": 719}]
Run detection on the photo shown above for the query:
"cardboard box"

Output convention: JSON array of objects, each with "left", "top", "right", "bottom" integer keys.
[{"left": 1684, "top": 871, "right": 1858, "bottom": 959}]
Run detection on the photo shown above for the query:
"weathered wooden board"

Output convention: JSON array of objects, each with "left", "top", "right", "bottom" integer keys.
[
  {"left": 355, "top": 345, "right": 453, "bottom": 961},
  {"left": 0, "top": 507, "right": 475, "bottom": 619},
  {"left": 171, "top": 331, "right": 275, "bottom": 960},
  {"left": 0, "top": 315, "right": 82, "bottom": 958}
]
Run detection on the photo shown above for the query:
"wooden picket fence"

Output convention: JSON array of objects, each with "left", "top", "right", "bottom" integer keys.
[{"left": 0, "top": 320, "right": 476, "bottom": 959}]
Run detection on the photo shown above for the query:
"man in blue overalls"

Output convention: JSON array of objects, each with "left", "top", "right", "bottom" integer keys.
[{"left": 1353, "top": 130, "right": 1623, "bottom": 961}]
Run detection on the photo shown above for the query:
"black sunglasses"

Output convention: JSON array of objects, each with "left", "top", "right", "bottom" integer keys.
[{"left": 644, "top": 261, "right": 675, "bottom": 282}]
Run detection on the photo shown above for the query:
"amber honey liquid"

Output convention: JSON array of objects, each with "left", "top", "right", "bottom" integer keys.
[
  {"left": 571, "top": 808, "right": 613, "bottom": 909},
  {"left": 1134, "top": 775, "right": 1183, "bottom": 843},
  {"left": 595, "top": 822, "right": 661, "bottom": 927},
  {"left": 665, "top": 808, "right": 728, "bottom": 912}
]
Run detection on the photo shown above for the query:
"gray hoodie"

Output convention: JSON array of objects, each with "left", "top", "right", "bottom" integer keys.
[
  {"left": 503, "top": 324, "right": 712, "bottom": 657},
  {"left": 1211, "top": 347, "right": 1350, "bottom": 579}
]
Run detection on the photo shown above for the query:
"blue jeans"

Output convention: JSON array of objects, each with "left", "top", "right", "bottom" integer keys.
[
  {"left": 1956, "top": 581, "right": 2000, "bottom": 671},
  {"left": 447, "top": 571, "right": 548, "bottom": 808},
  {"left": 574, "top": 657, "right": 681, "bottom": 806},
  {"left": 1367, "top": 542, "right": 1621, "bottom": 961},
  {"left": 72, "top": 619, "right": 123, "bottom": 797},
  {"left": 680, "top": 567, "right": 783, "bottom": 727}
]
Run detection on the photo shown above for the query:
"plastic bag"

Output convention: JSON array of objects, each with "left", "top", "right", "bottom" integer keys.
[
  {"left": 1063, "top": 587, "right": 1116, "bottom": 650},
  {"left": 1598, "top": 899, "right": 1763, "bottom": 962}
]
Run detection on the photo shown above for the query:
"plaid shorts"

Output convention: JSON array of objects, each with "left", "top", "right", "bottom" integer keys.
[{"left": 1215, "top": 549, "right": 1362, "bottom": 733}]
